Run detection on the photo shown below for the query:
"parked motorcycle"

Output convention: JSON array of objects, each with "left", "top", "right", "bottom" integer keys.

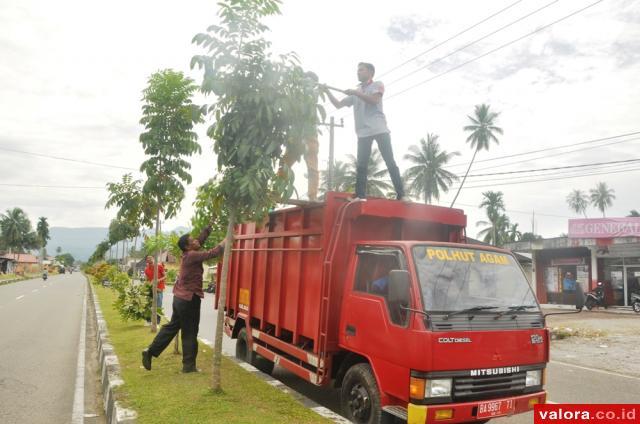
[
  {"left": 42, "top": 272, "right": 48, "bottom": 281},
  {"left": 631, "top": 292, "right": 640, "bottom": 313},
  {"left": 585, "top": 281, "right": 606, "bottom": 310},
  {"left": 205, "top": 280, "right": 216, "bottom": 294}
]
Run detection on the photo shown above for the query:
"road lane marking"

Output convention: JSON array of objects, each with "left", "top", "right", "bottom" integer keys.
[
  {"left": 551, "top": 360, "right": 640, "bottom": 381},
  {"left": 71, "top": 284, "right": 87, "bottom": 424},
  {"left": 16, "top": 295, "right": 24, "bottom": 300}
]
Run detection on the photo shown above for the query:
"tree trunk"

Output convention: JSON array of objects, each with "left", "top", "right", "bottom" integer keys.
[
  {"left": 450, "top": 148, "right": 479, "bottom": 208},
  {"left": 151, "top": 207, "right": 160, "bottom": 333},
  {"left": 212, "top": 211, "right": 235, "bottom": 391}
]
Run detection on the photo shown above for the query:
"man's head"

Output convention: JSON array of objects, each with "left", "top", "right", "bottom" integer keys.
[
  {"left": 357, "top": 62, "right": 375, "bottom": 83},
  {"left": 146, "top": 255, "right": 154, "bottom": 266},
  {"left": 566, "top": 272, "right": 573, "bottom": 279},
  {"left": 178, "top": 234, "right": 201, "bottom": 253}
]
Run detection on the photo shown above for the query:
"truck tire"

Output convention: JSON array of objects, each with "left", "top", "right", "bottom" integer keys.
[
  {"left": 340, "top": 363, "right": 383, "bottom": 424},
  {"left": 249, "top": 350, "right": 275, "bottom": 375},
  {"left": 235, "top": 327, "right": 249, "bottom": 362}
]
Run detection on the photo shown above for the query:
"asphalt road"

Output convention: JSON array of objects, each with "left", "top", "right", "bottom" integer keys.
[
  {"left": 0, "top": 273, "right": 104, "bottom": 424},
  {"left": 166, "top": 291, "right": 640, "bottom": 423}
]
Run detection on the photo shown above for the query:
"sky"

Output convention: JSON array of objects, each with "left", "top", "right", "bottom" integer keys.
[{"left": 1, "top": 0, "right": 639, "bottom": 240}]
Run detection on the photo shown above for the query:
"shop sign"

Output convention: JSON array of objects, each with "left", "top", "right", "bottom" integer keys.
[
  {"left": 568, "top": 218, "right": 640, "bottom": 238},
  {"left": 550, "top": 257, "right": 585, "bottom": 266}
]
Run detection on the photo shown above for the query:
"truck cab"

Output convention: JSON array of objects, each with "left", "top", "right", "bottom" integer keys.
[{"left": 338, "top": 241, "right": 546, "bottom": 423}]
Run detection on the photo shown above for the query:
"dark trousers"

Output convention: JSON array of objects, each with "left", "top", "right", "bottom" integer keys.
[
  {"left": 148, "top": 295, "right": 201, "bottom": 369},
  {"left": 356, "top": 133, "right": 404, "bottom": 198}
]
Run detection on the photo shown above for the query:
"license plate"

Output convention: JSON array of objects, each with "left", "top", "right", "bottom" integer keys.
[{"left": 477, "top": 399, "right": 515, "bottom": 418}]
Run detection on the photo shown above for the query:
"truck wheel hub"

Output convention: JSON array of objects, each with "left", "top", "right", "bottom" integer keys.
[{"left": 348, "top": 383, "right": 371, "bottom": 420}]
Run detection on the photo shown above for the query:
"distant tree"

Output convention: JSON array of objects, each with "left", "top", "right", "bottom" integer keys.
[
  {"left": 56, "top": 253, "right": 75, "bottom": 267},
  {"left": 320, "top": 160, "right": 350, "bottom": 195},
  {"left": 0, "top": 208, "right": 34, "bottom": 253},
  {"left": 36, "top": 217, "right": 50, "bottom": 249},
  {"left": 520, "top": 232, "right": 542, "bottom": 242},
  {"left": 507, "top": 222, "right": 522, "bottom": 242},
  {"left": 566, "top": 189, "right": 589, "bottom": 217},
  {"left": 450, "top": 104, "right": 503, "bottom": 207},
  {"left": 56, "top": 246, "right": 62, "bottom": 255},
  {"left": 589, "top": 182, "right": 615, "bottom": 217},
  {"left": 403, "top": 134, "right": 460, "bottom": 204},
  {"left": 628, "top": 209, "right": 639, "bottom": 217},
  {"left": 89, "top": 240, "right": 111, "bottom": 264}
]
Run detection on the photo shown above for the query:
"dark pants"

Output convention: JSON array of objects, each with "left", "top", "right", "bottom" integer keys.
[
  {"left": 356, "top": 133, "right": 404, "bottom": 199},
  {"left": 147, "top": 295, "right": 201, "bottom": 370}
]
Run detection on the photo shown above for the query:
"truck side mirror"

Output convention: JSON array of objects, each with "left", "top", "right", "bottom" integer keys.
[
  {"left": 388, "top": 270, "right": 410, "bottom": 305},
  {"left": 575, "top": 283, "right": 585, "bottom": 311}
]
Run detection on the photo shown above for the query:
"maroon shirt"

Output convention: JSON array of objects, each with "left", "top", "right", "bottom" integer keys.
[{"left": 173, "top": 226, "right": 224, "bottom": 301}]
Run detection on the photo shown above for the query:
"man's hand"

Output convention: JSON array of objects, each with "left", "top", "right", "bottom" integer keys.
[{"left": 344, "top": 89, "right": 357, "bottom": 96}]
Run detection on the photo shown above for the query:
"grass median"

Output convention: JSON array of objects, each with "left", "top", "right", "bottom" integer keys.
[{"left": 93, "top": 283, "right": 330, "bottom": 424}]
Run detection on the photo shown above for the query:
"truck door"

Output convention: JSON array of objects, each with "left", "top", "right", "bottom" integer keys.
[{"left": 340, "top": 246, "right": 413, "bottom": 400}]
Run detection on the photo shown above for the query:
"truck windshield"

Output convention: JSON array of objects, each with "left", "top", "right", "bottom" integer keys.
[{"left": 412, "top": 245, "right": 538, "bottom": 313}]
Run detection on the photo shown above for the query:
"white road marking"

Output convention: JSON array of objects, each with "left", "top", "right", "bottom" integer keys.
[
  {"left": 551, "top": 360, "right": 640, "bottom": 381},
  {"left": 16, "top": 295, "right": 24, "bottom": 300},
  {"left": 71, "top": 284, "right": 87, "bottom": 423}
]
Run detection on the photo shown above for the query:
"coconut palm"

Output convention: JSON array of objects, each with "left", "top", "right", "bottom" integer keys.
[
  {"left": 589, "top": 182, "right": 615, "bottom": 217},
  {"left": 477, "top": 191, "right": 506, "bottom": 245},
  {"left": 0, "top": 208, "right": 31, "bottom": 253},
  {"left": 345, "top": 150, "right": 393, "bottom": 197},
  {"left": 320, "top": 160, "right": 351, "bottom": 194},
  {"left": 507, "top": 222, "right": 522, "bottom": 242},
  {"left": 403, "top": 134, "right": 460, "bottom": 204},
  {"left": 566, "top": 189, "right": 589, "bottom": 217},
  {"left": 628, "top": 210, "right": 639, "bottom": 217},
  {"left": 36, "top": 217, "right": 50, "bottom": 248},
  {"left": 450, "top": 104, "right": 503, "bottom": 207},
  {"left": 477, "top": 213, "right": 510, "bottom": 246}
]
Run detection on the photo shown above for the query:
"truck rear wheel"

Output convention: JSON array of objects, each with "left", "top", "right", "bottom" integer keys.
[
  {"left": 235, "top": 327, "right": 249, "bottom": 361},
  {"left": 341, "top": 363, "right": 382, "bottom": 424},
  {"left": 236, "top": 327, "right": 275, "bottom": 374}
]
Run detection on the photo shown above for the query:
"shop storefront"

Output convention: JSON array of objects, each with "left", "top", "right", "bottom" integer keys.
[{"left": 504, "top": 217, "right": 640, "bottom": 306}]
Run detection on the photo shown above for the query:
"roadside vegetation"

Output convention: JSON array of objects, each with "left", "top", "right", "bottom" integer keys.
[{"left": 89, "top": 274, "right": 329, "bottom": 424}]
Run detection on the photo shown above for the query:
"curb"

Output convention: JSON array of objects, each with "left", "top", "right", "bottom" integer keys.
[
  {"left": 86, "top": 279, "right": 137, "bottom": 423},
  {"left": 542, "top": 304, "right": 636, "bottom": 315},
  {"left": 198, "top": 337, "right": 351, "bottom": 424}
]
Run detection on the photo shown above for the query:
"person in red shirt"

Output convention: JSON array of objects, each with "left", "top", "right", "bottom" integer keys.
[
  {"left": 142, "top": 225, "right": 224, "bottom": 373},
  {"left": 144, "top": 255, "right": 166, "bottom": 316}
]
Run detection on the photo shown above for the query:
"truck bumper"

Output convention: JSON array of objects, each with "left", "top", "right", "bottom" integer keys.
[{"left": 407, "top": 391, "right": 546, "bottom": 424}]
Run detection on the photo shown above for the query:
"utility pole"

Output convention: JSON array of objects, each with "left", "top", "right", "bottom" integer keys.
[{"left": 319, "top": 117, "right": 344, "bottom": 191}]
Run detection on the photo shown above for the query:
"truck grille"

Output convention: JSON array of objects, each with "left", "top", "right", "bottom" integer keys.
[
  {"left": 453, "top": 371, "right": 526, "bottom": 401},
  {"left": 429, "top": 314, "right": 544, "bottom": 331}
]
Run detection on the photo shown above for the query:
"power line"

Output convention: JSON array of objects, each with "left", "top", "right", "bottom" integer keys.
[
  {"left": 385, "top": 0, "right": 604, "bottom": 102},
  {"left": 450, "top": 165, "right": 640, "bottom": 190},
  {"left": 0, "top": 146, "right": 139, "bottom": 171},
  {"left": 387, "top": 0, "right": 559, "bottom": 87},
  {"left": 445, "top": 131, "right": 640, "bottom": 169},
  {"left": 0, "top": 183, "right": 105, "bottom": 189},
  {"left": 464, "top": 158, "right": 640, "bottom": 178},
  {"left": 379, "top": 0, "right": 526, "bottom": 78}
]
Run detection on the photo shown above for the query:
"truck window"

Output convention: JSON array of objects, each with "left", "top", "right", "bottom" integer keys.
[{"left": 354, "top": 248, "right": 409, "bottom": 326}]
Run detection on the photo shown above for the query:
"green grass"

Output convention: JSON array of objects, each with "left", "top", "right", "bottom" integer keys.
[{"left": 93, "top": 284, "right": 330, "bottom": 424}]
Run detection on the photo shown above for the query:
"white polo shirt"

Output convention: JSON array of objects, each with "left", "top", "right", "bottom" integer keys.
[{"left": 344, "top": 80, "right": 390, "bottom": 138}]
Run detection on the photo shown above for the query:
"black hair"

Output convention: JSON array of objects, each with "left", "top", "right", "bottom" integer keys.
[
  {"left": 358, "top": 62, "right": 375, "bottom": 76},
  {"left": 178, "top": 234, "right": 190, "bottom": 252}
]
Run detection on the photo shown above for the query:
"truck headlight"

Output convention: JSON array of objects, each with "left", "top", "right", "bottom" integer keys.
[
  {"left": 526, "top": 370, "right": 542, "bottom": 387},
  {"left": 426, "top": 379, "right": 452, "bottom": 397}
]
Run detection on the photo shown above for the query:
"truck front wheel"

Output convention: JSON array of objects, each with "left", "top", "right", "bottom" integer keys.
[{"left": 341, "top": 363, "right": 383, "bottom": 424}]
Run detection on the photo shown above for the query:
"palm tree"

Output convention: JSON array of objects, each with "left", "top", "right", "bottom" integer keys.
[
  {"left": 507, "top": 222, "right": 522, "bottom": 242},
  {"left": 450, "top": 104, "right": 503, "bottom": 207},
  {"left": 345, "top": 151, "right": 393, "bottom": 197},
  {"left": 477, "top": 213, "right": 510, "bottom": 246},
  {"left": 566, "top": 189, "right": 589, "bottom": 217},
  {"left": 0, "top": 208, "right": 31, "bottom": 253},
  {"left": 36, "top": 217, "right": 50, "bottom": 268},
  {"left": 403, "top": 134, "right": 460, "bottom": 204},
  {"left": 320, "top": 160, "right": 350, "bottom": 194},
  {"left": 589, "top": 182, "right": 615, "bottom": 217},
  {"left": 478, "top": 191, "right": 506, "bottom": 245},
  {"left": 628, "top": 210, "right": 639, "bottom": 217}
]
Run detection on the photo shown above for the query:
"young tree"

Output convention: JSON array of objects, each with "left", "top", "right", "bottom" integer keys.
[
  {"left": 139, "top": 69, "right": 203, "bottom": 332},
  {"left": 403, "top": 134, "right": 460, "bottom": 204},
  {"left": 566, "top": 189, "right": 589, "bottom": 217},
  {"left": 191, "top": 0, "right": 321, "bottom": 390},
  {"left": 450, "top": 104, "right": 502, "bottom": 207},
  {"left": 589, "top": 182, "right": 615, "bottom": 217}
]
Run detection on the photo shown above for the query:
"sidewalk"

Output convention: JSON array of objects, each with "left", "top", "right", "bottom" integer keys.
[{"left": 542, "top": 304, "right": 636, "bottom": 315}]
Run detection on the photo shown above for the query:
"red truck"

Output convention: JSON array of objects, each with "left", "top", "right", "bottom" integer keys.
[{"left": 219, "top": 192, "right": 550, "bottom": 423}]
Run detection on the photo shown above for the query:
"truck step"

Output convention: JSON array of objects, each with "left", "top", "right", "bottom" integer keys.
[{"left": 382, "top": 405, "right": 407, "bottom": 420}]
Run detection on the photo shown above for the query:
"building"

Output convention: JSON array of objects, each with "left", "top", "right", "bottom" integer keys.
[
  {"left": 504, "top": 217, "right": 640, "bottom": 307},
  {"left": 0, "top": 253, "right": 39, "bottom": 275}
]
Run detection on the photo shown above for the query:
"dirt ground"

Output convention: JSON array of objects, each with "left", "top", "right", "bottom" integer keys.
[{"left": 544, "top": 308, "right": 640, "bottom": 377}]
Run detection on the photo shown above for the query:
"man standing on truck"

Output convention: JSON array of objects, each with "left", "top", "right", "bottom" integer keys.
[
  {"left": 142, "top": 225, "right": 225, "bottom": 373},
  {"left": 323, "top": 62, "right": 404, "bottom": 200}
]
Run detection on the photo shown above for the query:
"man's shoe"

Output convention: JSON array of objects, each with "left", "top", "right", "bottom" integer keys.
[
  {"left": 350, "top": 196, "right": 367, "bottom": 202},
  {"left": 182, "top": 366, "right": 202, "bottom": 373},
  {"left": 142, "top": 349, "right": 152, "bottom": 370}
]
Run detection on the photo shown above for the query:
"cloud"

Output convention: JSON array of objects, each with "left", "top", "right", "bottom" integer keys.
[{"left": 386, "top": 16, "right": 438, "bottom": 43}]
